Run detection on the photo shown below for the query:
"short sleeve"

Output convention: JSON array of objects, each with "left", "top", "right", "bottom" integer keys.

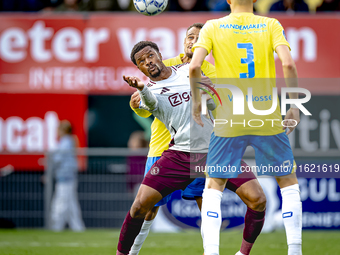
[
  {"left": 201, "top": 60, "right": 216, "bottom": 79},
  {"left": 192, "top": 21, "right": 214, "bottom": 55},
  {"left": 271, "top": 19, "right": 291, "bottom": 52}
]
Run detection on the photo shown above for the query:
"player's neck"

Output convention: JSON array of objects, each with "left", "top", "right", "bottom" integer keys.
[
  {"left": 150, "top": 66, "right": 172, "bottom": 82},
  {"left": 231, "top": 5, "right": 253, "bottom": 13},
  {"left": 181, "top": 55, "right": 191, "bottom": 64}
]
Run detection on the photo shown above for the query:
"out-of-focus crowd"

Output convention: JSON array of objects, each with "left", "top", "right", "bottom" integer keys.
[{"left": 0, "top": 0, "right": 339, "bottom": 13}]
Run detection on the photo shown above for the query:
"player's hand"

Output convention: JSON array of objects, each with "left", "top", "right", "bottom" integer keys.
[
  {"left": 130, "top": 91, "right": 141, "bottom": 109},
  {"left": 282, "top": 108, "right": 300, "bottom": 135},
  {"left": 123, "top": 75, "right": 145, "bottom": 91},
  {"left": 192, "top": 102, "right": 204, "bottom": 127}
]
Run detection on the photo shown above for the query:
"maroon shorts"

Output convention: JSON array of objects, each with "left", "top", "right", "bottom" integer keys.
[
  {"left": 225, "top": 160, "right": 257, "bottom": 192},
  {"left": 142, "top": 149, "right": 207, "bottom": 197}
]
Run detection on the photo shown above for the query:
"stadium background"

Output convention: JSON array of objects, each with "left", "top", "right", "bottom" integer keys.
[{"left": 0, "top": 0, "right": 339, "bottom": 253}]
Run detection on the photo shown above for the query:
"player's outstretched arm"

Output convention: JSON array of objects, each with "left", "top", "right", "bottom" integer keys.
[
  {"left": 276, "top": 45, "right": 300, "bottom": 135},
  {"left": 123, "top": 75, "right": 158, "bottom": 112},
  {"left": 189, "top": 47, "right": 208, "bottom": 127}
]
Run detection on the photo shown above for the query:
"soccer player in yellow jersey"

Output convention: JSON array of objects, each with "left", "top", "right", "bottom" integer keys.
[{"left": 189, "top": 1, "right": 302, "bottom": 255}]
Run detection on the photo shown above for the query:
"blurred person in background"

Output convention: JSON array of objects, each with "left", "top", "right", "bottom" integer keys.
[
  {"left": 50, "top": 120, "right": 85, "bottom": 232},
  {"left": 316, "top": 0, "right": 340, "bottom": 11},
  {"left": 128, "top": 131, "right": 149, "bottom": 150},
  {"left": 54, "top": 0, "right": 90, "bottom": 11},
  {"left": 207, "top": 0, "right": 256, "bottom": 12},
  {"left": 270, "top": 0, "right": 309, "bottom": 12},
  {"left": 127, "top": 131, "right": 149, "bottom": 194},
  {"left": 91, "top": 0, "right": 134, "bottom": 11},
  {"left": 0, "top": 0, "right": 48, "bottom": 11},
  {"left": 168, "top": 0, "right": 209, "bottom": 11}
]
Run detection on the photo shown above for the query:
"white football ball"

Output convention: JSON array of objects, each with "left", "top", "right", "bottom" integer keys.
[{"left": 134, "top": 0, "right": 168, "bottom": 16}]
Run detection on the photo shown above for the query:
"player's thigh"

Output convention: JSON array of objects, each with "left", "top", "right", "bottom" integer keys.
[
  {"left": 131, "top": 184, "right": 163, "bottom": 218},
  {"left": 206, "top": 133, "right": 248, "bottom": 179},
  {"left": 250, "top": 133, "right": 295, "bottom": 177},
  {"left": 144, "top": 156, "right": 171, "bottom": 207}
]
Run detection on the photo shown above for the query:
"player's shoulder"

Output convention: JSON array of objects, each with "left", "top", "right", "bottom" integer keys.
[
  {"left": 171, "top": 62, "right": 190, "bottom": 71},
  {"left": 163, "top": 55, "right": 182, "bottom": 67}
]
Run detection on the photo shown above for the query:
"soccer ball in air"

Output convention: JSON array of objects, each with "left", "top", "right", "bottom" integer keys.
[{"left": 134, "top": 0, "right": 168, "bottom": 16}]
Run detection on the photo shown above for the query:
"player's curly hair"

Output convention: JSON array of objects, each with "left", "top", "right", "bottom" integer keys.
[
  {"left": 186, "top": 23, "right": 204, "bottom": 32},
  {"left": 130, "top": 41, "right": 160, "bottom": 66}
]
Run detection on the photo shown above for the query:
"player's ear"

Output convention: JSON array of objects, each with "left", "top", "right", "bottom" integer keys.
[
  {"left": 227, "top": 0, "right": 231, "bottom": 5},
  {"left": 253, "top": 0, "right": 257, "bottom": 3}
]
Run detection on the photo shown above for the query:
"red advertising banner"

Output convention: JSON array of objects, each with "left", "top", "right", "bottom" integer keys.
[
  {"left": 0, "top": 94, "right": 87, "bottom": 170},
  {"left": 0, "top": 14, "right": 339, "bottom": 95}
]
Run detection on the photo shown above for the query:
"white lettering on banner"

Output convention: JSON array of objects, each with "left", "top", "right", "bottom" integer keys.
[
  {"left": 26, "top": 117, "right": 44, "bottom": 151},
  {"left": 84, "top": 28, "right": 110, "bottom": 62},
  {"left": 309, "top": 178, "right": 328, "bottom": 202},
  {"left": 296, "top": 110, "right": 340, "bottom": 152},
  {"left": 0, "top": 21, "right": 110, "bottom": 63},
  {"left": 27, "top": 21, "right": 53, "bottom": 62},
  {"left": 0, "top": 28, "right": 27, "bottom": 63},
  {"left": 29, "top": 66, "right": 148, "bottom": 91},
  {"left": 149, "top": 28, "right": 175, "bottom": 58},
  {"left": 299, "top": 178, "right": 340, "bottom": 202},
  {"left": 117, "top": 27, "right": 185, "bottom": 62},
  {"left": 273, "top": 27, "right": 317, "bottom": 62},
  {"left": 328, "top": 179, "right": 340, "bottom": 202},
  {"left": 6, "top": 117, "right": 24, "bottom": 152},
  {"left": 53, "top": 28, "right": 82, "bottom": 62},
  {"left": 0, "top": 112, "right": 59, "bottom": 152},
  {"left": 303, "top": 212, "right": 340, "bottom": 228},
  {"left": 117, "top": 28, "right": 147, "bottom": 62},
  {"left": 287, "top": 27, "right": 317, "bottom": 62}
]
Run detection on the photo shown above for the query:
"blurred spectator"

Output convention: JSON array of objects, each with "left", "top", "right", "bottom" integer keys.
[
  {"left": 128, "top": 130, "right": 149, "bottom": 150},
  {"left": 54, "top": 0, "right": 90, "bottom": 11},
  {"left": 270, "top": 0, "right": 309, "bottom": 12},
  {"left": 50, "top": 120, "right": 85, "bottom": 232},
  {"left": 92, "top": 0, "right": 134, "bottom": 11},
  {"left": 168, "top": 0, "right": 209, "bottom": 11},
  {"left": 126, "top": 131, "right": 148, "bottom": 193},
  {"left": 207, "top": 0, "right": 256, "bottom": 12},
  {"left": 317, "top": 0, "right": 340, "bottom": 11},
  {"left": 0, "top": 0, "right": 48, "bottom": 11}
]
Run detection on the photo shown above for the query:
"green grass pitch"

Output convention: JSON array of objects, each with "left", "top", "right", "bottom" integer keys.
[{"left": 0, "top": 229, "right": 339, "bottom": 255}]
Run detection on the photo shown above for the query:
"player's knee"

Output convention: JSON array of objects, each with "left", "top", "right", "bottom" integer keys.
[
  {"left": 145, "top": 207, "right": 159, "bottom": 221},
  {"left": 248, "top": 191, "right": 266, "bottom": 212},
  {"left": 130, "top": 200, "right": 150, "bottom": 219}
]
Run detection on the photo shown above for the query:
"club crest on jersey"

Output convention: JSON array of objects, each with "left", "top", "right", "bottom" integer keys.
[
  {"left": 150, "top": 166, "right": 160, "bottom": 175},
  {"left": 160, "top": 87, "right": 170, "bottom": 94}
]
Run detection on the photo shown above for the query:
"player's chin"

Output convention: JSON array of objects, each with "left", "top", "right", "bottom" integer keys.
[
  {"left": 149, "top": 70, "right": 161, "bottom": 78},
  {"left": 186, "top": 51, "right": 193, "bottom": 58}
]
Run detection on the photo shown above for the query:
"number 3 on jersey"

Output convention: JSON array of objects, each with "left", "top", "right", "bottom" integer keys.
[{"left": 237, "top": 43, "right": 255, "bottom": 79}]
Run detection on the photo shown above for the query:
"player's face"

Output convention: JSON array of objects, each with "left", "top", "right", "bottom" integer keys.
[
  {"left": 184, "top": 26, "right": 200, "bottom": 59},
  {"left": 135, "top": 46, "right": 163, "bottom": 78}
]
